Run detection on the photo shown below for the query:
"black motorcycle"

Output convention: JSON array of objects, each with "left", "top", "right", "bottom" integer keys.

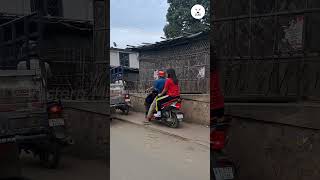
[{"left": 17, "top": 100, "right": 73, "bottom": 169}]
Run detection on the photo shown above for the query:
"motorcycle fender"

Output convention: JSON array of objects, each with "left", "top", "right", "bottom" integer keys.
[
  {"left": 171, "top": 110, "right": 184, "bottom": 121},
  {"left": 171, "top": 109, "right": 183, "bottom": 115}
]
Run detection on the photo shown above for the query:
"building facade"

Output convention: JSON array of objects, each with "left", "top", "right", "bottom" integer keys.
[
  {"left": 110, "top": 48, "right": 139, "bottom": 84},
  {"left": 132, "top": 32, "right": 209, "bottom": 94},
  {"left": 110, "top": 48, "right": 139, "bottom": 69}
]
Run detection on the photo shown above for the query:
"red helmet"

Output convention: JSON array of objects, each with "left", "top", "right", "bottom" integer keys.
[{"left": 158, "top": 71, "right": 165, "bottom": 77}]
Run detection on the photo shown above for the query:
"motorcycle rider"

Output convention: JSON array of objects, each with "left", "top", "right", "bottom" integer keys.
[
  {"left": 145, "top": 68, "right": 180, "bottom": 123},
  {"left": 144, "top": 71, "right": 166, "bottom": 118},
  {"left": 146, "top": 70, "right": 166, "bottom": 93}
]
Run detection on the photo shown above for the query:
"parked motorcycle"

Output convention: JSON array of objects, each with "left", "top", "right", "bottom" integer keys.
[
  {"left": 150, "top": 95, "right": 184, "bottom": 128},
  {"left": 211, "top": 115, "right": 238, "bottom": 180},
  {"left": 17, "top": 100, "right": 73, "bottom": 169},
  {"left": 110, "top": 82, "right": 132, "bottom": 115}
]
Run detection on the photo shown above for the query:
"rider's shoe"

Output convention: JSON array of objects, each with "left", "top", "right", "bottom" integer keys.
[{"left": 154, "top": 111, "right": 161, "bottom": 118}]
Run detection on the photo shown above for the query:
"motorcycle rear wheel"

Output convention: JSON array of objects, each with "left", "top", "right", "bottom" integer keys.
[
  {"left": 211, "top": 151, "right": 238, "bottom": 180},
  {"left": 166, "top": 111, "right": 179, "bottom": 128},
  {"left": 121, "top": 106, "right": 130, "bottom": 115}
]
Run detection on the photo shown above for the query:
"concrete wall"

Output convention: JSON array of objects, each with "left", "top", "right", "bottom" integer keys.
[
  {"left": 62, "top": 101, "right": 109, "bottom": 160},
  {"left": 225, "top": 103, "right": 320, "bottom": 180},
  {"left": 130, "top": 93, "right": 209, "bottom": 125}
]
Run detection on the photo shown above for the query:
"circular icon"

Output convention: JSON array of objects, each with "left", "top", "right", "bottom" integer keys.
[{"left": 191, "top": 4, "right": 205, "bottom": 19}]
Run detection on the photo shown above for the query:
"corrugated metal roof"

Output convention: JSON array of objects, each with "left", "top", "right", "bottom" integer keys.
[
  {"left": 110, "top": 48, "right": 137, "bottom": 53},
  {"left": 129, "top": 31, "right": 209, "bottom": 51}
]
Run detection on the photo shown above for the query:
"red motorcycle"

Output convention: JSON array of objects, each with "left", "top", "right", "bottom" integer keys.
[
  {"left": 211, "top": 69, "right": 237, "bottom": 179},
  {"left": 151, "top": 96, "right": 184, "bottom": 128},
  {"left": 211, "top": 115, "right": 238, "bottom": 180}
]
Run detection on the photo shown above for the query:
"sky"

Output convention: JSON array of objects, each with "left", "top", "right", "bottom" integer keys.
[{"left": 110, "top": 0, "right": 169, "bottom": 48}]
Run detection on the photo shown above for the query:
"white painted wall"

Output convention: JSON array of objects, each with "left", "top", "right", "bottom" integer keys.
[
  {"left": 129, "top": 53, "right": 139, "bottom": 69},
  {"left": 110, "top": 50, "right": 120, "bottom": 67},
  {"left": 110, "top": 49, "right": 139, "bottom": 69}
]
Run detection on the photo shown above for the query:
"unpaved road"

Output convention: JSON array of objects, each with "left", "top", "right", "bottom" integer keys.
[
  {"left": 111, "top": 120, "right": 210, "bottom": 180},
  {"left": 21, "top": 153, "right": 108, "bottom": 180},
  {"left": 19, "top": 119, "right": 209, "bottom": 180}
]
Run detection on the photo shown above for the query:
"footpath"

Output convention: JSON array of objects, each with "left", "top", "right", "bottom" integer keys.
[{"left": 112, "top": 111, "right": 210, "bottom": 148}]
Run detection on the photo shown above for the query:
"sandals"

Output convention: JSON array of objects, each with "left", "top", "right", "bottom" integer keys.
[{"left": 143, "top": 117, "right": 151, "bottom": 124}]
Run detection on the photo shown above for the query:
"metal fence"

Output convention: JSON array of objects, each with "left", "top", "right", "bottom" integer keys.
[
  {"left": 123, "top": 79, "right": 210, "bottom": 95},
  {"left": 213, "top": 0, "right": 320, "bottom": 101},
  {"left": 138, "top": 37, "right": 210, "bottom": 94},
  {"left": 219, "top": 58, "right": 320, "bottom": 100},
  {"left": 47, "top": 0, "right": 108, "bottom": 101}
]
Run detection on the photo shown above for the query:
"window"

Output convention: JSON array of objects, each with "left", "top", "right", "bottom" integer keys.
[{"left": 119, "top": 52, "right": 130, "bottom": 67}]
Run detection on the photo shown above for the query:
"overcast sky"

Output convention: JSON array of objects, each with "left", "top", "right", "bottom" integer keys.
[{"left": 110, "top": 0, "right": 169, "bottom": 48}]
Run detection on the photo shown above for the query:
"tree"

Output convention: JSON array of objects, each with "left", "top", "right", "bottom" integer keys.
[{"left": 164, "top": 0, "right": 210, "bottom": 38}]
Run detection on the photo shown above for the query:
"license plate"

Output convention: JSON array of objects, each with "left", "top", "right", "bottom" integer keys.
[
  {"left": 213, "top": 167, "right": 234, "bottom": 179},
  {"left": 125, "top": 99, "right": 131, "bottom": 102},
  {"left": 48, "top": 118, "right": 65, "bottom": 127},
  {"left": 177, "top": 114, "right": 183, "bottom": 119}
]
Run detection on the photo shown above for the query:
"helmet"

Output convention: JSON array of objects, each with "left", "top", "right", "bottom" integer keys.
[{"left": 158, "top": 71, "right": 165, "bottom": 77}]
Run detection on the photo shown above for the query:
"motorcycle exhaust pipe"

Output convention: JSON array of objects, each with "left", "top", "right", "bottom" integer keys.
[
  {"left": 67, "top": 138, "right": 75, "bottom": 145},
  {"left": 63, "top": 137, "right": 74, "bottom": 145}
]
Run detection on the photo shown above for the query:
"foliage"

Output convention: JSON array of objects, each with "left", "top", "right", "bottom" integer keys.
[{"left": 164, "top": 0, "right": 210, "bottom": 38}]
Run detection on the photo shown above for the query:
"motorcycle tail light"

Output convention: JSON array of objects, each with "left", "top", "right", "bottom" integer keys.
[
  {"left": 49, "top": 105, "right": 62, "bottom": 114},
  {"left": 175, "top": 103, "right": 182, "bottom": 109},
  {"left": 211, "top": 130, "right": 226, "bottom": 150}
]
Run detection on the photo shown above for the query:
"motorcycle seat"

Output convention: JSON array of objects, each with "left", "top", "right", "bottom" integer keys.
[{"left": 160, "top": 98, "right": 181, "bottom": 109}]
